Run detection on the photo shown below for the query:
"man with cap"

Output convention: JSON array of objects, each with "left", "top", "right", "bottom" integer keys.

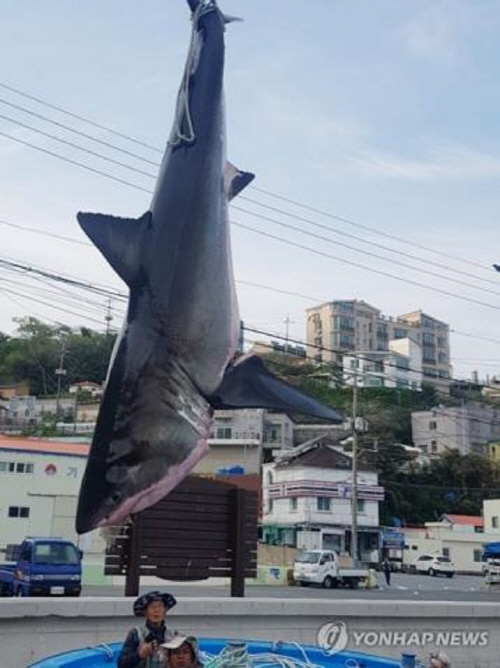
[
  {"left": 161, "top": 635, "right": 203, "bottom": 668},
  {"left": 117, "top": 590, "right": 177, "bottom": 668}
]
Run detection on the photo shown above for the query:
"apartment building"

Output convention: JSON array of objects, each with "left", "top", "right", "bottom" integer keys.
[
  {"left": 412, "top": 404, "right": 500, "bottom": 457},
  {"left": 343, "top": 338, "right": 422, "bottom": 390},
  {"left": 306, "top": 300, "right": 450, "bottom": 389}
]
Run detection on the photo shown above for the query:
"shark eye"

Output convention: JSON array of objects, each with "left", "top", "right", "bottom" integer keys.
[{"left": 111, "top": 490, "right": 123, "bottom": 505}]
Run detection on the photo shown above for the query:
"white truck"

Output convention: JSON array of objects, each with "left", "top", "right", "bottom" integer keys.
[{"left": 293, "top": 549, "right": 370, "bottom": 589}]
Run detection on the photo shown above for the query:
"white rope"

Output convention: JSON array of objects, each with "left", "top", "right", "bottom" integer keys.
[
  {"left": 199, "top": 644, "right": 364, "bottom": 668},
  {"left": 168, "top": 0, "right": 219, "bottom": 147}
]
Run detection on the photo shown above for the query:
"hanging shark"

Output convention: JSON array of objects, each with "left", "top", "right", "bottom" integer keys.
[{"left": 75, "top": 0, "right": 343, "bottom": 534}]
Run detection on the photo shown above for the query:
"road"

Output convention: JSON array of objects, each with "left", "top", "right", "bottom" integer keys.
[{"left": 83, "top": 572, "right": 500, "bottom": 601}]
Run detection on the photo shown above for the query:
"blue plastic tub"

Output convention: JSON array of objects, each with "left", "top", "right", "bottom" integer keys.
[{"left": 27, "top": 638, "right": 400, "bottom": 667}]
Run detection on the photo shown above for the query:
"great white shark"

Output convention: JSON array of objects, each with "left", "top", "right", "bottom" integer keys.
[{"left": 75, "top": 0, "right": 343, "bottom": 534}]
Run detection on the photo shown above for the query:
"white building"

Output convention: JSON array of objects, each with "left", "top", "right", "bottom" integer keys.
[
  {"left": 343, "top": 338, "right": 422, "bottom": 390},
  {"left": 412, "top": 404, "right": 500, "bottom": 457},
  {"left": 261, "top": 437, "right": 383, "bottom": 561},
  {"left": 68, "top": 381, "right": 103, "bottom": 398},
  {"left": 484, "top": 499, "right": 500, "bottom": 533},
  {"left": 192, "top": 409, "right": 296, "bottom": 475},
  {"left": 400, "top": 513, "right": 500, "bottom": 574},
  {"left": 0, "top": 436, "right": 105, "bottom": 559}
]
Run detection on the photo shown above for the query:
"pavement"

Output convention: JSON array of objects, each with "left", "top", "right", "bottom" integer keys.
[{"left": 82, "top": 572, "right": 500, "bottom": 601}]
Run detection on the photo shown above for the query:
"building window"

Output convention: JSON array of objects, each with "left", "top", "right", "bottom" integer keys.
[
  {"left": 267, "top": 498, "right": 273, "bottom": 513},
  {"left": 215, "top": 427, "right": 232, "bottom": 439},
  {"left": 492, "top": 516, "right": 499, "bottom": 529},
  {"left": 290, "top": 498, "right": 298, "bottom": 511},
  {"left": 317, "top": 497, "right": 331, "bottom": 511},
  {"left": 357, "top": 499, "right": 365, "bottom": 513},
  {"left": 0, "top": 461, "right": 34, "bottom": 474},
  {"left": 473, "top": 549, "right": 482, "bottom": 562},
  {"left": 429, "top": 421, "right": 437, "bottom": 430},
  {"left": 266, "top": 471, "right": 273, "bottom": 485},
  {"left": 8, "top": 506, "right": 30, "bottom": 518},
  {"left": 442, "top": 547, "right": 450, "bottom": 558}
]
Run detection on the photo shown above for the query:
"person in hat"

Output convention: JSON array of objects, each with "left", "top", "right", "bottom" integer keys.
[
  {"left": 429, "top": 651, "right": 451, "bottom": 668},
  {"left": 161, "top": 635, "right": 203, "bottom": 668},
  {"left": 117, "top": 590, "right": 177, "bottom": 668}
]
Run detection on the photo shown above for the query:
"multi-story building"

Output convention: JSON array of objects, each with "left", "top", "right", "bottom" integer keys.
[
  {"left": 261, "top": 437, "right": 383, "bottom": 561},
  {"left": 0, "top": 436, "right": 104, "bottom": 559},
  {"left": 395, "top": 311, "right": 450, "bottom": 389},
  {"left": 343, "top": 338, "right": 422, "bottom": 390},
  {"left": 412, "top": 404, "right": 500, "bottom": 457},
  {"left": 192, "top": 409, "right": 296, "bottom": 475},
  {"left": 306, "top": 300, "right": 451, "bottom": 389}
]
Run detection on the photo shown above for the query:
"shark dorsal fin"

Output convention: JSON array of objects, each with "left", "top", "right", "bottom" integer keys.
[
  {"left": 224, "top": 161, "right": 255, "bottom": 201},
  {"left": 77, "top": 211, "right": 152, "bottom": 287}
]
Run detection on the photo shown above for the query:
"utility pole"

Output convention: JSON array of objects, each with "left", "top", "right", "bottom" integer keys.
[
  {"left": 55, "top": 339, "right": 67, "bottom": 423},
  {"left": 351, "top": 364, "right": 359, "bottom": 567},
  {"left": 105, "top": 298, "right": 113, "bottom": 337},
  {"left": 284, "top": 314, "right": 295, "bottom": 351}
]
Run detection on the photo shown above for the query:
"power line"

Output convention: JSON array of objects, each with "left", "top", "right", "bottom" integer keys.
[
  {"left": 3, "top": 117, "right": 497, "bottom": 310},
  {"left": 0, "top": 81, "right": 163, "bottom": 154},
  {"left": 5, "top": 271, "right": 500, "bottom": 431},
  {"left": 0, "top": 130, "right": 152, "bottom": 194},
  {"left": 0, "top": 96, "right": 159, "bottom": 166},
  {"left": 2, "top": 79, "right": 487, "bottom": 278},
  {"left": 232, "top": 220, "right": 500, "bottom": 312},
  {"left": 0, "top": 112, "right": 156, "bottom": 179},
  {"left": 250, "top": 185, "right": 491, "bottom": 273},
  {"left": 238, "top": 196, "right": 500, "bottom": 289},
  {"left": 0, "top": 86, "right": 494, "bottom": 289},
  {"left": 0, "top": 287, "right": 107, "bottom": 327},
  {"left": 0, "top": 258, "right": 128, "bottom": 301},
  {"left": 0, "top": 218, "right": 89, "bottom": 247},
  {"left": 1, "top": 106, "right": 498, "bottom": 307},
  {"left": 233, "top": 203, "right": 500, "bottom": 298}
]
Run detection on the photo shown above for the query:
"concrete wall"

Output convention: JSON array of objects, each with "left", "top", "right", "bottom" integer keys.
[{"left": 1, "top": 598, "right": 498, "bottom": 668}]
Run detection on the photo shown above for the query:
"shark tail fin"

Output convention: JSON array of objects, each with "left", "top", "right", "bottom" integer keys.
[
  {"left": 77, "top": 211, "right": 152, "bottom": 288},
  {"left": 210, "top": 355, "right": 344, "bottom": 423}
]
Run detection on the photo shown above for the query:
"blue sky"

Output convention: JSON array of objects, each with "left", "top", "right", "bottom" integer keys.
[{"left": 1, "top": 0, "right": 500, "bottom": 380}]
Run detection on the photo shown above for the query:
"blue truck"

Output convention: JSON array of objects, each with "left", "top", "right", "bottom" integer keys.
[{"left": 0, "top": 537, "right": 82, "bottom": 597}]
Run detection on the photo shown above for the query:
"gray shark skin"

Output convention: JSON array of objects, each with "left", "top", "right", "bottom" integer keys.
[{"left": 75, "top": 0, "right": 342, "bottom": 535}]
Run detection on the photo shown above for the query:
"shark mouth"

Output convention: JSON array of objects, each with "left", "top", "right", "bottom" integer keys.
[{"left": 98, "top": 434, "right": 211, "bottom": 527}]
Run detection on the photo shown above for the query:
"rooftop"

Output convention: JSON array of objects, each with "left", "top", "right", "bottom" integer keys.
[
  {"left": 0, "top": 435, "right": 89, "bottom": 457},
  {"left": 441, "top": 513, "right": 484, "bottom": 527}
]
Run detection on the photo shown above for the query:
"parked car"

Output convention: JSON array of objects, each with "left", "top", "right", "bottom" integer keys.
[{"left": 414, "top": 554, "right": 455, "bottom": 577}]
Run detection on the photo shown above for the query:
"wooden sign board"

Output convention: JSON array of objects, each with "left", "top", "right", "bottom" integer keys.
[{"left": 105, "top": 476, "right": 258, "bottom": 597}]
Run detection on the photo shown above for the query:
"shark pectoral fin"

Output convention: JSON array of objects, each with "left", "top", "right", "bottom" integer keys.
[
  {"left": 223, "top": 14, "right": 244, "bottom": 24},
  {"left": 77, "top": 211, "right": 152, "bottom": 287},
  {"left": 224, "top": 161, "right": 255, "bottom": 201},
  {"left": 210, "top": 354, "right": 344, "bottom": 423}
]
